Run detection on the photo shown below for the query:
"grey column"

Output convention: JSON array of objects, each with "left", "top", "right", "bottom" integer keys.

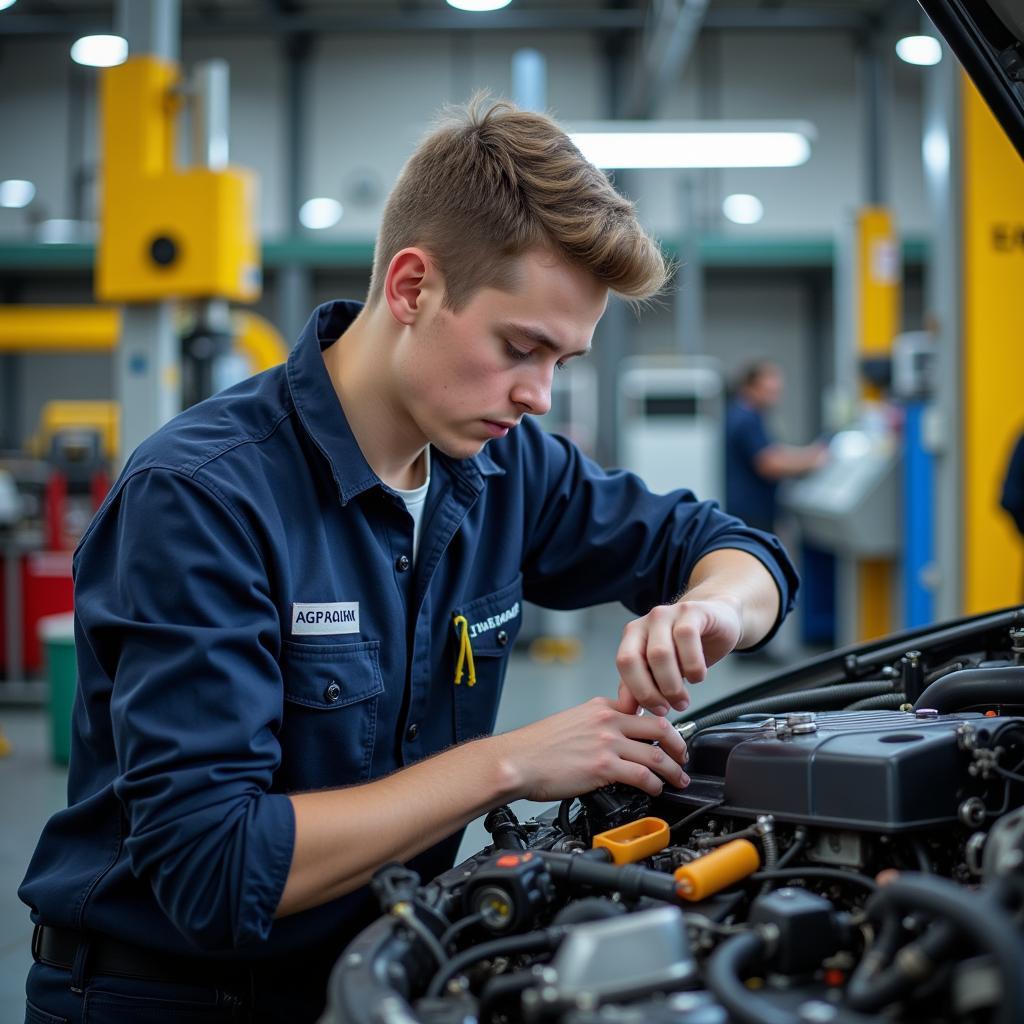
[
  {"left": 113, "top": 0, "right": 182, "bottom": 465},
  {"left": 923, "top": 34, "right": 962, "bottom": 620}
]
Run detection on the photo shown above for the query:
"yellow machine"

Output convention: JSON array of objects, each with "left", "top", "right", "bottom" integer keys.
[{"left": 96, "top": 56, "right": 260, "bottom": 304}]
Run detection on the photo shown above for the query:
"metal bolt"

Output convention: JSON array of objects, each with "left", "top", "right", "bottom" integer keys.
[
  {"left": 786, "top": 712, "right": 817, "bottom": 726},
  {"left": 958, "top": 797, "right": 986, "bottom": 828}
]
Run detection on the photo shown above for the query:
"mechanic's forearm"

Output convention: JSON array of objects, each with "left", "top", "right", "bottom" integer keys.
[
  {"left": 277, "top": 736, "right": 521, "bottom": 917},
  {"left": 682, "top": 548, "right": 781, "bottom": 649}
]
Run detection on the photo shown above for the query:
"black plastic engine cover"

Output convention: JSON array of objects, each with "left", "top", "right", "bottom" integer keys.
[{"left": 680, "top": 710, "right": 996, "bottom": 831}]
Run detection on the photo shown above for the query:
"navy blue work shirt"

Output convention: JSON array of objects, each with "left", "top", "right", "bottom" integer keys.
[
  {"left": 21, "top": 301, "right": 798, "bottom": 994},
  {"left": 725, "top": 398, "right": 778, "bottom": 533}
]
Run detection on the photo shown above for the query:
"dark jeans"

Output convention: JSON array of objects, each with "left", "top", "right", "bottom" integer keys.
[{"left": 26, "top": 962, "right": 325, "bottom": 1024}]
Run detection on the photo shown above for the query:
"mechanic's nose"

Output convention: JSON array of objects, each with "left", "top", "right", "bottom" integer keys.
[{"left": 510, "top": 372, "right": 552, "bottom": 416}]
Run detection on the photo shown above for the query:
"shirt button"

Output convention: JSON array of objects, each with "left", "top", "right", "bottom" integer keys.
[
  {"left": 405, "top": 723, "right": 419, "bottom": 741},
  {"left": 396, "top": 555, "right": 411, "bottom": 572},
  {"left": 324, "top": 682, "right": 341, "bottom": 703},
  {"left": 496, "top": 630, "right": 509, "bottom": 646}
]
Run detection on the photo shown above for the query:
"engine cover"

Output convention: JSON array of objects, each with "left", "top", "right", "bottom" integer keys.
[{"left": 678, "top": 710, "right": 994, "bottom": 831}]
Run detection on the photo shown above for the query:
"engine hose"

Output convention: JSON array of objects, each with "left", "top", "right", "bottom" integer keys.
[
  {"left": 756, "top": 819, "right": 778, "bottom": 895},
  {"left": 776, "top": 826, "right": 808, "bottom": 868},
  {"left": 478, "top": 970, "right": 541, "bottom": 1023},
  {"left": 913, "top": 666, "right": 1024, "bottom": 713},
  {"left": 845, "top": 692, "right": 909, "bottom": 711},
  {"left": 540, "top": 851, "right": 679, "bottom": 904},
  {"left": 425, "top": 927, "right": 565, "bottom": 999},
  {"left": 860, "top": 874, "right": 1024, "bottom": 1024},
  {"left": 750, "top": 867, "right": 877, "bottom": 895},
  {"left": 706, "top": 931, "right": 796, "bottom": 1024},
  {"left": 844, "top": 919, "right": 959, "bottom": 1013},
  {"left": 681, "top": 681, "right": 894, "bottom": 733}
]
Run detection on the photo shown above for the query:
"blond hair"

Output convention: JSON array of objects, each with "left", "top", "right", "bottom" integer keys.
[{"left": 367, "top": 96, "right": 669, "bottom": 310}]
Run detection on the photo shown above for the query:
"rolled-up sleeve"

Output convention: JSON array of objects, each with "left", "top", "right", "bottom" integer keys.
[
  {"left": 75, "top": 467, "right": 294, "bottom": 951},
  {"left": 519, "top": 428, "right": 798, "bottom": 646}
]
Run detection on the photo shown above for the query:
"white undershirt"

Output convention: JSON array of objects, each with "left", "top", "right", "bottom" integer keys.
[{"left": 392, "top": 448, "right": 431, "bottom": 562}]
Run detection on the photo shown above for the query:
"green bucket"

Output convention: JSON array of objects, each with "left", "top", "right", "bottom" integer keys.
[{"left": 39, "top": 612, "right": 77, "bottom": 765}]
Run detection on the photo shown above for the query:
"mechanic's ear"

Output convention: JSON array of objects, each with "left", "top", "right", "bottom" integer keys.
[{"left": 384, "top": 248, "right": 433, "bottom": 326}]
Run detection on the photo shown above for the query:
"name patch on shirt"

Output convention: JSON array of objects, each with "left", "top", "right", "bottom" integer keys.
[
  {"left": 468, "top": 601, "right": 521, "bottom": 640},
  {"left": 291, "top": 602, "right": 360, "bottom": 636}
]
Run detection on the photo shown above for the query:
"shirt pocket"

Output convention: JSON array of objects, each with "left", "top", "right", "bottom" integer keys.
[
  {"left": 278, "top": 640, "right": 384, "bottom": 789},
  {"left": 451, "top": 575, "right": 523, "bottom": 744}
]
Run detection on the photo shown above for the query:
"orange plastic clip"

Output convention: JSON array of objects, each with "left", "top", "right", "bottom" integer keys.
[
  {"left": 673, "top": 838, "right": 760, "bottom": 901},
  {"left": 592, "top": 816, "right": 670, "bottom": 865}
]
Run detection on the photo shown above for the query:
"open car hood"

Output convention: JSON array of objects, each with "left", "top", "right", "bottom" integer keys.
[{"left": 919, "top": 0, "right": 1024, "bottom": 158}]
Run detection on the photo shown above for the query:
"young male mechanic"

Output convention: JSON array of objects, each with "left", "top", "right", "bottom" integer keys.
[{"left": 21, "top": 100, "right": 798, "bottom": 1022}]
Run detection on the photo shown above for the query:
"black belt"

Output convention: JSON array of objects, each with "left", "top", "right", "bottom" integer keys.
[{"left": 32, "top": 924, "right": 252, "bottom": 990}]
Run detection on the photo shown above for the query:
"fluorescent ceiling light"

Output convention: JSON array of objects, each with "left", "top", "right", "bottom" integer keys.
[
  {"left": 0, "top": 179, "right": 35, "bottom": 208},
  {"left": 0, "top": 0, "right": 19, "bottom": 11},
  {"left": 447, "top": 0, "right": 512, "bottom": 10},
  {"left": 71, "top": 34, "right": 128, "bottom": 68},
  {"left": 723, "top": 193, "right": 764, "bottom": 225},
  {"left": 896, "top": 35, "right": 942, "bottom": 66},
  {"left": 299, "top": 197, "right": 343, "bottom": 230},
  {"left": 568, "top": 121, "right": 815, "bottom": 169}
]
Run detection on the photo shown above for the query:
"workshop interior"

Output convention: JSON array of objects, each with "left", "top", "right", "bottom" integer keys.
[{"left": 2, "top": 0, "right": 1024, "bottom": 1021}]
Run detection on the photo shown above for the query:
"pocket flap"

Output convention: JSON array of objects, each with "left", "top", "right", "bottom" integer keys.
[
  {"left": 282, "top": 640, "right": 384, "bottom": 709},
  {"left": 453, "top": 575, "right": 524, "bottom": 655}
]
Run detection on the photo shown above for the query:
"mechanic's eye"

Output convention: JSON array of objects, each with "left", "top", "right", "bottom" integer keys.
[
  {"left": 554, "top": 359, "right": 568, "bottom": 372},
  {"left": 504, "top": 342, "right": 531, "bottom": 362}
]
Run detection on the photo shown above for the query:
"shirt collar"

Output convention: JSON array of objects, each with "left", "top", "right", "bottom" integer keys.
[{"left": 286, "top": 300, "right": 504, "bottom": 506}]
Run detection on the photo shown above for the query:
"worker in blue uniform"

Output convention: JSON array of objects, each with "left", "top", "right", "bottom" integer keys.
[
  {"left": 21, "top": 99, "right": 798, "bottom": 1023},
  {"left": 725, "top": 360, "right": 829, "bottom": 533},
  {"left": 1001, "top": 430, "right": 1024, "bottom": 598}
]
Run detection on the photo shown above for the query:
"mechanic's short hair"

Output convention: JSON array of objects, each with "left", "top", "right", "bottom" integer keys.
[{"left": 367, "top": 95, "right": 669, "bottom": 310}]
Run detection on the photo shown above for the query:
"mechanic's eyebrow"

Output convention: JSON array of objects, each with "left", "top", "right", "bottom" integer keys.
[{"left": 501, "top": 322, "right": 591, "bottom": 358}]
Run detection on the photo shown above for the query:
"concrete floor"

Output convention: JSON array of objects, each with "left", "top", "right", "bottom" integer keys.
[{"left": 0, "top": 602, "right": 795, "bottom": 1022}]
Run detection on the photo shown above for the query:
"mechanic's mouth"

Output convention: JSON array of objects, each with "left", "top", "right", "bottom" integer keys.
[{"left": 482, "top": 419, "right": 516, "bottom": 437}]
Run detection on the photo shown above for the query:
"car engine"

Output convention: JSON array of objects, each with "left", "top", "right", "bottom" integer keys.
[{"left": 320, "top": 608, "right": 1024, "bottom": 1024}]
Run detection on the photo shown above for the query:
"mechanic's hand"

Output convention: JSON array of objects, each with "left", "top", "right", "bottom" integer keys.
[
  {"left": 615, "top": 598, "right": 743, "bottom": 715},
  {"left": 490, "top": 698, "right": 690, "bottom": 802}
]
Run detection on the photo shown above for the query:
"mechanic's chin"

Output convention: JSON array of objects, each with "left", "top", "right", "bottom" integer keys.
[{"left": 433, "top": 421, "right": 514, "bottom": 460}]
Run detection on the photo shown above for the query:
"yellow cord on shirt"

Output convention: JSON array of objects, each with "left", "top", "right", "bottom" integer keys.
[{"left": 453, "top": 614, "right": 477, "bottom": 687}]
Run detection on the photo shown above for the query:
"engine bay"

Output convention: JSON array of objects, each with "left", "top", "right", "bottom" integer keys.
[{"left": 321, "top": 608, "right": 1024, "bottom": 1024}]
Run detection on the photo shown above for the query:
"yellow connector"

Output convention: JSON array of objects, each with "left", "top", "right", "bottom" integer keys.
[{"left": 592, "top": 816, "right": 670, "bottom": 865}]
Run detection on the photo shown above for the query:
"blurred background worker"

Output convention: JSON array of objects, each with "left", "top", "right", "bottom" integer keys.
[
  {"left": 1001, "top": 429, "right": 1024, "bottom": 598},
  {"left": 725, "top": 360, "right": 829, "bottom": 534}
]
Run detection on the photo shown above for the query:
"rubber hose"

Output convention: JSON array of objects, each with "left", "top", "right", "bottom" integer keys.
[
  {"left": 913, "top": 666, "right": 1024, "bottom": 714},
  {"left": 865, "top": 874, "right": 1024, "bottom": 1024},
  {"left": 425, "top": 928, "right": 564, "bottom": 999},
  {"left": 776, "top": 827, "right": 808, "bottom": 868},
  {"left": 551, "top": 897, "right": 627, "bottom": 926},
  {"left": 845, "top": 693, "right": 909, "bottom": 711},
  {"left": 682, "top": 681, "right": 894, "bottom": 733},
  {"left": 478, "top": 970, "right": 540, "bottom": 1023},
  {"left": 845, "top": 919, "right": 959, "bottom": 1013},
  {"left": 845, "top": 908, "right": 902, "bottom": 1004},
  {"left": 706, "top": 931, "right": 795, "bottom": 1024}
]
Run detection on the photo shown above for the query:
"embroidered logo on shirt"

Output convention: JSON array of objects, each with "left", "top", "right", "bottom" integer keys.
[
  {"left": 468, "top": 601, "right": 520, "bottom": 639},
  {"left": 291, "top": 602, "right": 360, "bottom": 636}
]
